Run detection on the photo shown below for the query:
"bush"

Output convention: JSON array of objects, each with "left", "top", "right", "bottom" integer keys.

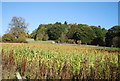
[
  {"left": 112, "top": 36, "right": 120, "bottom": 48},
  {"left": 77, "top": 40, "right": 81, "bottom": 44},
  {"left": 58, "top": 33, "right": 68, "bottom": 43},
  {"left": 15, "top": 38, "right": 28, "bottom": 43},
  {"left": 2, "top": 33, "right": 15, "bottom": 42},
  {"left": 67, "top": 39, "right": 75, "bottom": 44},
  {"left": 91, "top": 37, "right": 105, "bottom": 46},
  {"left": 105, "top": 26, "right": 120, "bottom": 47},
  {"left": 34, "top": 33, "right": 43, "bottom": 41},
  {"left": 2, "top": 33, "right": 28, "bottom": 43},
  {"left": 0, "top": 37, "right": 2, "bottom": 42},
  {"left": 42, "top": 34, "right": 49, "bottom": 41}
]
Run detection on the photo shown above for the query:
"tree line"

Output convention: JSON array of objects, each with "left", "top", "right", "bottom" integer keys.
[{"left": 2, "top": 17, "right": 120, "bottom": 48}]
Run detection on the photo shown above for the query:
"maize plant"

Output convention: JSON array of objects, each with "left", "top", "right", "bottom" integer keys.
[{"left": 1, "top": 43, "right": 120, "bottom": 80}]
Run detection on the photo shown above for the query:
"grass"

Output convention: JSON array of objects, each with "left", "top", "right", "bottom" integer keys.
[
  {"left": 27, "top": 38, "right": 120, "bottom": 51},
  {"left": 26, "top": 39, "right": 53, "bottom": 44},
  {"left": 1, "top": 43, "right": 120, "bottom": 80}
]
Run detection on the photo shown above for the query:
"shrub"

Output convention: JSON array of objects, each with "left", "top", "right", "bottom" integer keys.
[
  {"left": 2, "top": 33, "right": 28, "bottom": 43},
  {"left": 0, "top": 36, "right": 2, "bottom": 42},
  {"left": 34, "top": 33, "right": 43, "bottom": 41},
  {"left": 42, "top": 34, "right": 49, "bottom": 41},
  {"left": 15, "top": 38, "right": 28, "bottom": 43},
  {"left": 67, "top": 39, "right": 75, "bottom": 44},
  {"left": 112, "top": 36, "right": 120, "bottom": 48},
  {"left": 77, "top": 40, "right": 81, "bottom": 44},
  {"left": 2, "top": 33, "right": 15, "bottom": 42},
  {"left": 58, "top": 33, "right": 68, "bottom": 43}
]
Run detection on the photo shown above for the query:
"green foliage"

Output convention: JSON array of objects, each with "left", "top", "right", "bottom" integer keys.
[
  {"left": 30, "top": 21, "right": 119, "bottom": 47},
  {"left": 112, "top": 36, "right": 120, "bottom": 48},
  {"left": 32, "top": 23, "right": 107, "bottom": 45},
  {"left": 0, "top": 36, "right": 2, "bottom": 42},
  {"left": 9, "top": 16, "right": 28, "bottom": 38},
  {"left": 105, "top": 26, "right": 120, "bottom": 47},
  {"left": 31, "top": 22, "right": 69, "bottom": 41},
  {"left": 32, "top": 25, "right": 49, "bottom": 41},
  {"left": 34, "top": 33, "right": 43, "bottom": 41},
  {"left": 2, "top": 43, "right": 119, "bottom": 79},
  {"left": 90, "top": 26, "right": 107, "bottom": 46},
  {"left": 2, "top": 33, "right": 15, "bottom": 42},
  {"left": 67, "top": 25, "right": 78, "bottom": 39},
  {"left": 17, "top": 34, "right": 28, "bottom": 43},
  {"left": 29, "top": 29, "right": 37, "bottom": 39},
  {"left": 67, "top": 24, "right": 96, "bottom": 44},
  {"left": 58, "top": 33, "right": 68, "bottom": 43},
  {"left": 67, "top": 39, "right": 75, "bottom": 44},
  {"left": 47, "top": 22, "right": 66, "bottom": 40},
  {"left": 3, "top": 16, "right": 28, "bottom": 43},
  {"left": 91, "top": 37, "right": 105, "bottom": 46},
  {"left": 42, "top": 34, "right": 49, "bottom": 41},
  {"left": 64, "top": 21, "right": 68, "bottom": 25},
  {"left": 2, "top": 33, "right": 27, "bottom": 43},
  {"left": 77, "top": 40, "right": 81, "bottom": 44}
]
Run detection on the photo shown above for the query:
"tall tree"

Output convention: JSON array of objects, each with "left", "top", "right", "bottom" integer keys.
[
  {"left": 8, "top": 16, "right": 28, "bottom": 39},
  {"left": 64, "top": 21, "right": 68, "bottom": 25},
  {"left": 90, "top": 26, "right": 107, "bottom": 46},
  {"left": 105, "top": 26, "right": 120, "bottom": 47},
  {"left": 47, "top": 22, "right": 65, "bottom": 40},
  {"left": 67, "top": 24, "right": 94, "bottom": 44}
]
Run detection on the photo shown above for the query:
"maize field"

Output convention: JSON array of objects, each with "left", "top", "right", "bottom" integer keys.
[{"left": 1, "top": 43, "right": 120, "bottom": 80}]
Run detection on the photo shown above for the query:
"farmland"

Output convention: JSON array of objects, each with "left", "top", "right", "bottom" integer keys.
[
  {"left": 1, "top": 2, "right": 120, "bottom": 80},
  {"left": 1, "top": 42, "right": 120, "bottom": 80}
]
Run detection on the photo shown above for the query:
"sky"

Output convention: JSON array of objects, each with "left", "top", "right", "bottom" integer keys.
[
  {"left": 1, "top": 2, "right": 119, "bottom": 36},
  {"left": 1, "top": 0, "right": 120, "bottom": 2}
]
